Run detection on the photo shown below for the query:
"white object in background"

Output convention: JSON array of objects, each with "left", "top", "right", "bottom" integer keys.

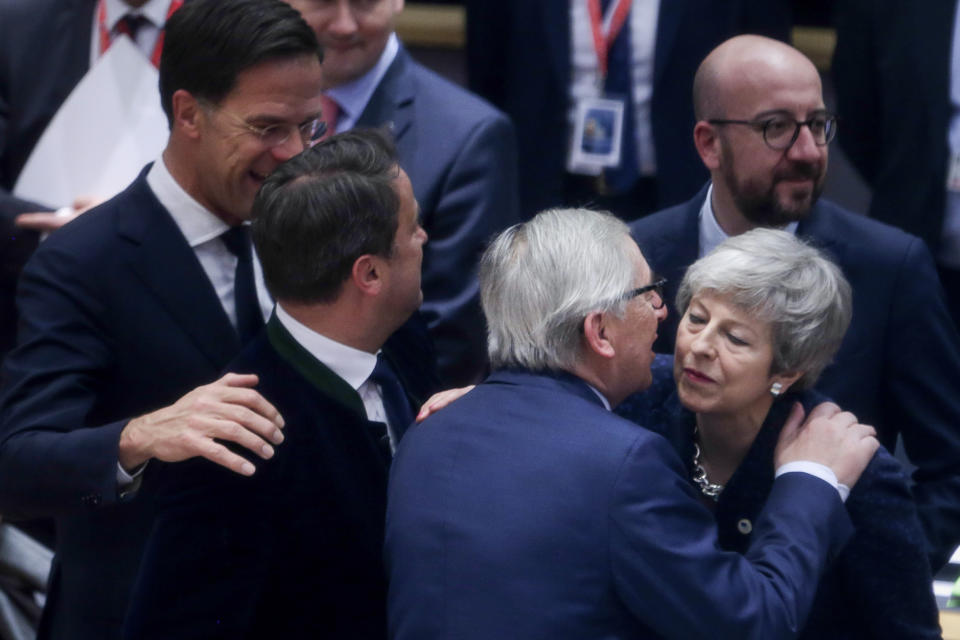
[{"left": 13, "top": 36, "right": 168, "bottom": 209}]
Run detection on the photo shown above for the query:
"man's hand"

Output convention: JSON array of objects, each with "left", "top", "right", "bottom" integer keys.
[
  {"left": 118, "top": 373, "right": 285, "bottom": 476},
  {"left": 775, "top": 401, "right": 879, "bottom": 488},
  {"left": 416, "top": 385, "right": 475, "bottom": 423},
  {"left": 15, "top": 195, "right": 104, "bottom": 232}
]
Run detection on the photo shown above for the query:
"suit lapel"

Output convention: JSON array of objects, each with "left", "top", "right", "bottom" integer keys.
[
  {"left": 116, "top": 172, "right": 240, "bottom": 369},
  {"left": 265, "top": 315, "right": 367, "bottom": 420},
  {"left": 356, "top": 48, "right": 415, "bottom": 143}
]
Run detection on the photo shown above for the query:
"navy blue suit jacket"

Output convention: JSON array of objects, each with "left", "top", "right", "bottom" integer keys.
[
  {"left": 465, "top": 0, "right": 790, "bottom": 218},
  {"left": 617, "top": 356, "right": 940, "bottom": 639},
  {"left": 630, "top": 185, "right": 960, "bottom": 569},
  {"left": 0, "top": 169, "right": 239, "bottom": 638},
  {"left": 386, "top": 368, "right": 852, "bottom": 639},
  {"left": 125, "top": 315, "right": 432, "bottom": 639},
  {"left": 356, "top": 47, "right": 520, "bottom": 386}
]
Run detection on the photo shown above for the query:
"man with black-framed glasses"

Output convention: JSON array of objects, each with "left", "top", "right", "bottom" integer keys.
[{"left": 630, "top": 34, "right": 960, "bottom": 573}]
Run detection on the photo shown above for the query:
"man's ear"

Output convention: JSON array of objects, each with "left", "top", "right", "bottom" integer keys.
[
  {"left": 171, "top": 89, "right": 203, "bottom": 139},
  {"left": 693, "top": 120, "right": 721, "bottom": 170},
  {"left": 352, "top": 254, "right": 384, "bottom": 296},
  {"left": 582, "top": 311, "right": 615, "bottom": 359}
]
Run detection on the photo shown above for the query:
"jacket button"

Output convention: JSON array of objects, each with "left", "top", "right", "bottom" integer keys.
[{"left": 737, "top": 518, "right": 752, "bottom": 535}]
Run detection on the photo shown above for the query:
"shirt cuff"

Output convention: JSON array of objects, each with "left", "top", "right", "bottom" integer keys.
[
  {"left": 775, "top": 461, "right": 849, "bottom": 502},
  {"left": 117, "top": 460, "right": 147, "bottom": 497}
]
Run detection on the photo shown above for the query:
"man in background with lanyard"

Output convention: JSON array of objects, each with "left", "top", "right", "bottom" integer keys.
[{"left": 466, "top": 0, "right": 790, "bottom": 221}]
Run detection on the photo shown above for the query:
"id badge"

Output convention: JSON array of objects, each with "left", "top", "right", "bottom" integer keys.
[
  {"left": 567, "top": 96, "right": 625, "bottom": 174},
  {"left": 948, "top": 152, "right": 960, "bottom": 192}
]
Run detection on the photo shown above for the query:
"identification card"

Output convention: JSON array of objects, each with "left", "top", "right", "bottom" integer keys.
[
  {"left": 948, "top": 152, "right": 960, "bottom": 192},
  {"left": 568, "top": 96, "right": 625, "bottom": 174}
]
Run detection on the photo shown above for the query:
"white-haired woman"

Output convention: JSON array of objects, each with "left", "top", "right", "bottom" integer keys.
[{"left": 616, "top": 228, "right": 939, "bottom": 639}]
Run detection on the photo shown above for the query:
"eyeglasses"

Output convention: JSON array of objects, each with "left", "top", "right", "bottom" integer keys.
[
  {"left": 707, "top": 113, "right": 837, "bottom": 150},
  {"left": 622, "top": 278, "right": 667, "bottom": 310},
  {"left": 206, "top": 104, "right": 327, "bottom": 148}
]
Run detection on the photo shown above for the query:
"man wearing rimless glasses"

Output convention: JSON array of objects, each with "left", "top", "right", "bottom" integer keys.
[{"left": 630, "top": 34, "right": 960, "bottom": 573}]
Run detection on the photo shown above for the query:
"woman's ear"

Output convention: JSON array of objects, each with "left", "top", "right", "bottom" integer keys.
[{"left": 771, "top": 370, "right": 804, "bottom": 396}]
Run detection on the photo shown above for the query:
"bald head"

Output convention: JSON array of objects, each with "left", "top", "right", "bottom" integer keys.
[{"left": 693, "top": 35, "right": 821, "bottom": 121}]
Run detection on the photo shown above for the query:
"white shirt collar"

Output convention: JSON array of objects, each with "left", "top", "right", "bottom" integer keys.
[
  {"left": 325, "top": 33, "right": 399, "bottom": 131},
  {"left": 586, "top": 383, "right": 612, "bottom": 411},
  {"left": 146, "top": 156, "right": 230, "bottom": 248},
  {"left": 274, "top": 304, "right": 378, "bottom": 391},
  {"left": 103, "top": 0, "right": 172, "bottom": 30},
  {"left": 698, "top": 182, "right": 799, "bottom": 257}
]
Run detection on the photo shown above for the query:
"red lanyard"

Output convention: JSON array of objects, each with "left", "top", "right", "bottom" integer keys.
[
  {"left": 586, "top": 0, "right": 632, "bottom": 79},
  {"left": 97, "top": 0, "right": 184, "bottom": 68}
]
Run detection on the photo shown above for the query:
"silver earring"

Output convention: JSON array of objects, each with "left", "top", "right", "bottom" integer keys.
[{"left": 770, "top": 382, "right": 783, "bottom": 397}]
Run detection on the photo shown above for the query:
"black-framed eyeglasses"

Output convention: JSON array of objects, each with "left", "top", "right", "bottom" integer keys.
[
  {"left": 204, "top": 102, "right": 327, "bottom": 148},
  {"left": 623, "top": 278, "right": 667, "bottom": 310},
  {"left": 707, "top": 113, "right": 838, "bottom": 150}
]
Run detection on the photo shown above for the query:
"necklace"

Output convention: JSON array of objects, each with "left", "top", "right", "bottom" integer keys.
[{"left": 691, "top": 429, "right": 724, "bottom": 501}]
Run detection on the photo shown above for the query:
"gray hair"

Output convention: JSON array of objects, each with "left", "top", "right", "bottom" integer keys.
[
  {"left": 480, "top": 208, "right": 637, "bottom": 371},
  {"left": 676, "top": 228, "right": 852, "bottom": 389}
]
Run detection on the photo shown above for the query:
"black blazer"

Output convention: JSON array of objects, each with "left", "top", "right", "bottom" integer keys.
[
  {"left": 630, "top": 185, "right": 960, "bottom": 569},
  {"left": 465, "top": 0, "right": 791, "bottom": 218},
  {"left": 0, "top": 168, "right": 240, "bottom": 638},
  {"left": 125, "top": 316, "right": 433, "bottom": 639},
  {"left": 616, "top": 356, "right": 941, "bottom": 639}
]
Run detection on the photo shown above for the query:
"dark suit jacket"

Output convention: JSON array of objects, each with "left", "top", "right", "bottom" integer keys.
[
  {"left": 465, "top": 0, "right": 791, "bottom": 219},
  {"left": 124, "top": 315, "right": 430, "bottom": 639},
  {"left": 0, "top": 167, "right": 437, "bottom": 638},
  {"left": 630, "top": 185, "right": 960, "bottom": 569},
  {"left": 386, "top": 368, "right": 853, "bottom": 639},
  {"left": 356, "top": 46, "right": 520, "bottom": 387},
  {"left": 833, "top": 0, "right": 955, "bottom": 251},
  {"left": 0, "top": 0, "right": 99, "bottom": 359},
  {"left": 617, "top": 356, "right": 941, "bottom": 639},
  {"left": 0, "top": 169, "right": 241, "bottom": 639}
]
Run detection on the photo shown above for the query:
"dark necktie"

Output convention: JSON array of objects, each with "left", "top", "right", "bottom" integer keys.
[
  {"left": 601, "top": 0, "right": 639, "bottom": 194},
  {"left": 116, "top": 13, "right": 149, "bottom": 43},
  {"left": 368, "top": 353, "right": 414, "bottom": 444},
  {"left": 220, "top": 226, "right": 264, "bottom": 344}
]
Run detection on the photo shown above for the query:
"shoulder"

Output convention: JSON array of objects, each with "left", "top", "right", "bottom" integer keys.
[
  {"left": 630, "top": 192, "right": 702, "bottom": 242},
  {"left": 28, "top": 176, "right": 156, "bottom": 269},
  {"left": 806, "top": 200, "right": 928, "bottom": 260}
]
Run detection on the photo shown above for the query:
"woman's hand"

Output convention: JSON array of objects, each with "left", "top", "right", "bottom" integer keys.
[{"left": 416, "top": 386, "right": 475, "bottom": 423}]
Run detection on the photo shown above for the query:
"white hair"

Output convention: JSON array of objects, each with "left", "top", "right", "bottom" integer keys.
[
  {"left": 677, "top": 228, "right": 852, "bottom": 389},
  {"left": 480, "top": 208, "right": 637, "bottom": 371}
]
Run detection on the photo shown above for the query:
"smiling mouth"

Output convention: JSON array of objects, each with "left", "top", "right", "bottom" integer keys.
[{"left": 683, "top": 368, "right": 715, "bottom": 384}]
